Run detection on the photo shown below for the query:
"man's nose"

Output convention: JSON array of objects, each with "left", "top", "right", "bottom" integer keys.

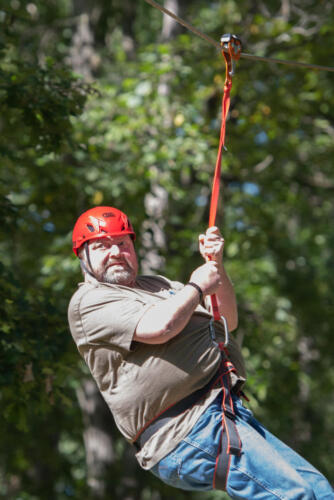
[{"left": 109, "top": 244, "right": 121, "bottom": 257}]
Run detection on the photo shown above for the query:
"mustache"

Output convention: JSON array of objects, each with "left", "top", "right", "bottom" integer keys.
[
  {"left": 106, "top": 256, "right": 134, "bottom": 271},
  {"left": 107, "top": 260, "right": 126, "bottom": 267}
]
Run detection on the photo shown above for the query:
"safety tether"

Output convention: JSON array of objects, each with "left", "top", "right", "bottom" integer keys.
[{"left": 209, "top": 34, "right": 242, "bottom": 322}]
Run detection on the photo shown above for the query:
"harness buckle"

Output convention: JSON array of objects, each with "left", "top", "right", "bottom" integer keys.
[{"left": 224, "top": 408, "right": 236, "bottom": 421}]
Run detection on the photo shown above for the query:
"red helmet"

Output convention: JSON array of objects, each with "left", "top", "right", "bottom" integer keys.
[{"left": 72, "top": 206, "right": 136, "bottom": 256}]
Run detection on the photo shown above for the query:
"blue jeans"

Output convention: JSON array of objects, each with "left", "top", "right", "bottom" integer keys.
[{"left": 150, "top": 393, "right": 334, "bottom": 499}]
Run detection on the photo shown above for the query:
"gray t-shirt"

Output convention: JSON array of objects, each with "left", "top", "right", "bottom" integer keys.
[{"left": 68, "top": 275, "right": 246, "bottom": 469}]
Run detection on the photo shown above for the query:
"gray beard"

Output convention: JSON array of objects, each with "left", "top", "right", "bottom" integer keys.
[{"left": 101, "top": 266, "right": 135, "bottom": 286}]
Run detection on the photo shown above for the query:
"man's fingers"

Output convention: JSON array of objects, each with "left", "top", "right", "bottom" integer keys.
[
  {"left": 202, "top": 239, "right": 224, "bottom": 251},
  {"left": 206, "top": 226, "right": 219, "bottom": 234},
  {"left": 199, "top": 230, "right": 224, "bottom": 263},
  {"left": 205, "top": 227, "right": 224, "bottom": 240}
]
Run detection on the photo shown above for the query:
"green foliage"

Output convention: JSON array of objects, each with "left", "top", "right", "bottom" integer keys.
[
  {"left": 0, "top": 0, "right": 333, "bottom": 497},
  {"left": 0, "top": 60, "right": 89, "bottom": 152}
]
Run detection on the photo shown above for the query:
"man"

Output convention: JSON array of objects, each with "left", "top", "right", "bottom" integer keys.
[{"left": 68, "top": 206, "right": 333, "bottom": 499}]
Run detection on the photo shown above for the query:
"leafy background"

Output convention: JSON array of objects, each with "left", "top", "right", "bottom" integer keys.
[{"left": 0, "top": 0, "right": 333, "bottom": 498}]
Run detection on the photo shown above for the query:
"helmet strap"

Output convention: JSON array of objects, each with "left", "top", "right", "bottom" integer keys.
[{"left": 79, "top": 242, "right": 96, "bottom": 279}]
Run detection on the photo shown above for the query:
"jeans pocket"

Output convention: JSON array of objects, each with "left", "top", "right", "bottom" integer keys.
[{"left": 183, "top": 435, "right": 217, "bottom": 458}]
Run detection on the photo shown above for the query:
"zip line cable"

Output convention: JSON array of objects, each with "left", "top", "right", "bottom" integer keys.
[
  {"left": 144, "top": 0, "right": 334, "bottom": 73},
  {"left": 144, "top": 0, "right": 332, "bottom": 321}
]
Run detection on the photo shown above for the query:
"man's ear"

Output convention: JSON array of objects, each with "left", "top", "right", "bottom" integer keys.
[{"left": 78, "top": 246, "right": 85, "bottom": 260}]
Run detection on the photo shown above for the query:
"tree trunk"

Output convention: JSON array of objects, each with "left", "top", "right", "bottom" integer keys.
[
  {"left": 76, "top": 379, "right": 115, "bottom": 498},
  {"left": 161, "top": 0, "right": 180, "bottom": 40},
  {"left": 140, "top": 1, "right": 179, "bottom": 274},
  {"left": 69, "top": 4, "right": 100, "bottom": 80},
  {"left": 140, "top": 183, "right": 168, "bottom": 275}
]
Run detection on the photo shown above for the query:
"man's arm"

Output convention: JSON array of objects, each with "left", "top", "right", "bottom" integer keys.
[
  {"left": 199, "top": 226, "right": 238, "bottom": 331},
  {"left": 133, "top": 260, "right": 222, "bottom": 344}
]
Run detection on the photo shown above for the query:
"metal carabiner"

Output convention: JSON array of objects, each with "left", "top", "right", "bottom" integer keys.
[
  {"left": 209, "top": 315, "right": 230, "bottom": 347},
  {"left": 220, "top": 33, "right": 233, "bottom": 50},
  {"left": 220, "top": 315, "right": 230, "bottom": 347},
  {"left": 220, "top": 34, "right": 242, "bottom": 81}
]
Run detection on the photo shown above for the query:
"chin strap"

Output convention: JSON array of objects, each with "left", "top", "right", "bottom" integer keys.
[{"left": 79, "top": 242, "right": 97, "bottom": 279}]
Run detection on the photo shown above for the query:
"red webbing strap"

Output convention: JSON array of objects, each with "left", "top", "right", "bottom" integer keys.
[
  {"left": 208, "top": 36, "right": 241, "bottom": 321},
  {"left": 213, "top": 343, "right": 242, "bottom": 491},
  {"left": 208, "top": 68, "right": 232, "bottom": 228}
]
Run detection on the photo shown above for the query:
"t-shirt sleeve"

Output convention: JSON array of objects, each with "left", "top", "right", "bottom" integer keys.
[{"left": 73, "top": 287, "right": 152, "bottom": 352}]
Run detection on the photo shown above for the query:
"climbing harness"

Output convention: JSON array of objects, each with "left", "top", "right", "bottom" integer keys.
[
  {"left": 133, "top": 342, "right": 241, "bottom": 491},
  {"left": 208, "top": 34, "right": 242, "bottom": 329}
]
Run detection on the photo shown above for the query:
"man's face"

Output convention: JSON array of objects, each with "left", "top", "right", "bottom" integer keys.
[{"left": 84, "top": 234, "right": 138, "bottom": 286}]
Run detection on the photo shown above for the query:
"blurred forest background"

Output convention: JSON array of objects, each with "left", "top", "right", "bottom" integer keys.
[{"left": 0, "top": 0, "right": 333, "bottom": 498}]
